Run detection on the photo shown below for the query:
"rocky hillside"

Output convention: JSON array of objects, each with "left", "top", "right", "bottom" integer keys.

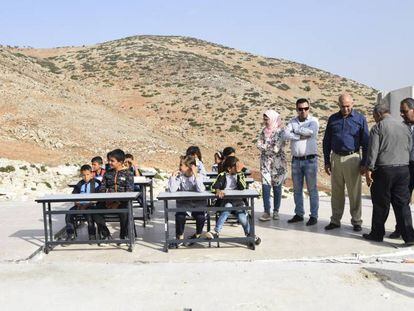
[{"left": 0, "top": 35, "right": 377, "bottom": 174}]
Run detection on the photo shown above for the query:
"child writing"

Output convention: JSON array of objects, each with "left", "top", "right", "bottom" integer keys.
[
  {"left": 168, "top": 155, "right": 206, "bottom": 247},
  {"left": 64, "top": 164, "right": 101, "bottom": 243},
  {"left": 93, "top": 149, "right": 134, "bottom": 241},
  {"left": 205, "top": 156, "right": 261, "bottom": 248}
]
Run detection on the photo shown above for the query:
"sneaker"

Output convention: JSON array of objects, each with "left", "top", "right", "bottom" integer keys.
[
  {"left": 185, "top": 234, "right": 200, "bottom": 246},
  {"left": 203, "top": 231, "right": 218, "bottom": 240},
  {"left": 169, "top": 235, "right": 184, "bottom": 249},
  {"left": 306, "top": 217, "right": 318, "bottom": 226},
  {"left": 259, "top": 212, "right": 271, "bottom": 222},
  {"left": 62, "top": 233, "right": 74, "bottom": 247},
  {"left": 287, "top": 215, "right": 304, "bottom": 223},
  {"left": 273, "top": 211, "right": 279, "bottom": 220},
  {"left": 88, "top": 234, "right": 96, "bottom": 245}
]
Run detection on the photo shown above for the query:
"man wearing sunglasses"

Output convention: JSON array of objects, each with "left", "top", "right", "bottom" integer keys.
[
  {"left": 322, "top": 93, "right": 369, "bottom": 232},
  {"left": 284, "top": 98, "right": 320, "bottom": 226}
]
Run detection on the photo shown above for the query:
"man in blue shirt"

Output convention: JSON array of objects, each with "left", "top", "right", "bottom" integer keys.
[{"left": 322, "top": 93, "right": 369, "bottom": 231}]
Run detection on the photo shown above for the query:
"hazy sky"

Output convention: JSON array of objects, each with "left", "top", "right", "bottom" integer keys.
[{"left": 0, "top": 0, "right": 412, "bottom": 91}]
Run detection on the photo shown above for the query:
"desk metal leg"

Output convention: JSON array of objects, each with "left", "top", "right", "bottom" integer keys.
[
  {"left": 128, "top": 200, "right": 134, "bottom": 252},
  {"left": 150, "top": 179, "right": 154, "bottom": 214},
  {"left": 250, "top": 197, "right": 256, "bottom": 250},
  {"left": 42, "top": 203, "right": 49, "bottom": 254},
  {"left": 47, "top": 202, "right": 53, "bottom": 244},
  {"left": 142, "top": 186, "right": 147, "bottom": 227},
  {"left": 164, "top": 200, "right": 169, "bottom": 252}
]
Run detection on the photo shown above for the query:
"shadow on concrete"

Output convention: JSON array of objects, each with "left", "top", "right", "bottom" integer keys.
[
  {"left": 9, "top": 229, "right": 45, "bottom": 248},
  {"left": 363, "top": 267, "right": 414, "bottom": 298}
]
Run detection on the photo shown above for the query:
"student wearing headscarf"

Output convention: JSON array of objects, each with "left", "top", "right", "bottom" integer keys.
[
  {"left": 284, "top": 99, "right": 320, "bottom": 226},
  {"left": 257, "top": 109, "right": 287, "bottom": 221}
]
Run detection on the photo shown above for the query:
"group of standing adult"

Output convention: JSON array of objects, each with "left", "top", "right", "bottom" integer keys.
[{"left": 256, "top": 94, "right": 414, "bottom": 246}]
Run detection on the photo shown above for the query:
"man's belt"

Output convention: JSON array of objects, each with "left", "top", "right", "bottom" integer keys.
[
  {"left": 335, "top": 151, "right": 358, "bottom": 156},
  {"left": 292, "top": 154, "right": 317, "bottom": 161}
]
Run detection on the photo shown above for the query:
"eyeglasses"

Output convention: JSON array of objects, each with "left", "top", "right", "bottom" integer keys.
[
  {"left": 297, "top": 107, "right": 309, "bottom": 112},
  {"left": 400, "top": 109, "right": 411, "bottom": 114}
]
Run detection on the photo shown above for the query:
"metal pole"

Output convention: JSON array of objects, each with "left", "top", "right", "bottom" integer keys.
[
  {"left": 42, "top": 203, "right": 49, "bottom": 254},
  {"left": 250, "top": 197, "right": 255, "bottom": 250},
  {"left": 48, "top": 202, "right": 53, "bottom": 243},
  {"left": 128, "top": 200, "right": 134, "bottom": 252},
  {"left": 164, "top": 200, "right": 169, "bottom": 252},
  {"left": 142, "top": 185, "right": 147, "bottom": 226}
]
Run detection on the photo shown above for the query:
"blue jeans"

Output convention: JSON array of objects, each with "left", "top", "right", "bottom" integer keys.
[
  {"left": 215, "top": 203, "right": 250, "bottom": 235},
  {"left": 292, "top": 157, "right": 319, "bottom": 218},
  {"left": 262, "top": 184, "right": 282, "bottom": 214}
]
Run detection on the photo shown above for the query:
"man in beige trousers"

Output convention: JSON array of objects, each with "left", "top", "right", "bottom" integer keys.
[{"left": 322, "top": 94, "right": 369, "bottom": 231}]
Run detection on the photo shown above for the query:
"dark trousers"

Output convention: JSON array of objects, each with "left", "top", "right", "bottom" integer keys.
[
  {"left": 370, "top": 166, "right": 414, "bottom": 243},
  {"left": 65, "top": 206, "right": 96, "bottom": 236},
  {"left": 175, "top": 212, "right": 205, "bottom": 237},
  {"left": 93, "top": 202, "right": 129, "bottom": 238},
  {"left": 393, "top": 161, "right": 414, "bottom": 234}
]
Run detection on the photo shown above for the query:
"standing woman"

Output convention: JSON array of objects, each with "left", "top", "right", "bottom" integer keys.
[{"left": 257, "top": 110, "right": 287, "bottom": 221}]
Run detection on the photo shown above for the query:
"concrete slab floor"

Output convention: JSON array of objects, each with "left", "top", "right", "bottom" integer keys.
[{"left": 1, "top": 196, "right": 414, "bottom": 310}]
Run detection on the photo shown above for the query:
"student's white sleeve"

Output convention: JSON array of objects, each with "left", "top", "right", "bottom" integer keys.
[
  {"left": 194, "top": 175, "right": 206, "bottom": 192},
  {"left": 284, "top": 121, "right": 301, "bottom": 141},
  {"left": 168, "top": 176, "right": 180, "bottom": 192}
]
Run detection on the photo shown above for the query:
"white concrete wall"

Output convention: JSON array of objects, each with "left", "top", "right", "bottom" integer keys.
[{"left": 377, "top": 86, "right": 414, "bottom": 119}]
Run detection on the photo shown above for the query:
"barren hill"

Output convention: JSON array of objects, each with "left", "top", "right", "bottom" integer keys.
[{"left": 0, "top": 35, "right": 377, "bottom": 173}]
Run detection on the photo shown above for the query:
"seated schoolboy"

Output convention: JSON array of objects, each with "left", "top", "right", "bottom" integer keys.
[
  {"left": 168, "top": 155, "right": 206, "bottom": 247},
  {"left": 93, "top": 149, "right": 134, "bottom": 241},
  {"left": 125, "top": 153, "right": 141, "bottom": 176},
  {"left": 205, "top": 156, "right": 261, "bottom": 247},
  {"left": 211, "top": 151, "right": 223, "bottom": 172},
  {"left": 186, "top": 145, "right": 207, "bottom": 178},
  {"left": 218, "top": 146, "right": 248, "bottom": 175},
  {"left": 64, "top": 164, "right": 101, "bottom": 243},
  {"left": 91, "top": 156, "right": 106, "bottom": 180}
]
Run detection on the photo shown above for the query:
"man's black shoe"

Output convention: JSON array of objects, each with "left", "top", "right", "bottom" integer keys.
[
  {"left": 306, "top": 217, "right": 318, "bottom": 226},
  {"left": 389, "top": 231, "right": 401, "bottom": 239},
  {"left": 362, "top": 233, "right": 383, "bottom": 242},
  {"left": 287, "top": 215, "right": 304, "bottom": 223},
  {"left": 324, "top": 223, "right": 340, "bottom": 230},
  {"left": 353, "top": 225, "right": 362, "bottom": 232}
]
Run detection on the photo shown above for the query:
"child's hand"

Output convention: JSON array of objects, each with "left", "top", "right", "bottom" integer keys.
[
  {"left": 236, "top": 161, "right": 245, "bottom": 173},
  {"left": 191, "top": 164, "right": 198, "bottom": 176},
  {"left": 216, "top": 190, "right": 225, "bottom": 199}
]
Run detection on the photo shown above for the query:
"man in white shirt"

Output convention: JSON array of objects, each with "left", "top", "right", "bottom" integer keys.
[{"left": 284, "top": 98, "right": 320, "bottom": 226}]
